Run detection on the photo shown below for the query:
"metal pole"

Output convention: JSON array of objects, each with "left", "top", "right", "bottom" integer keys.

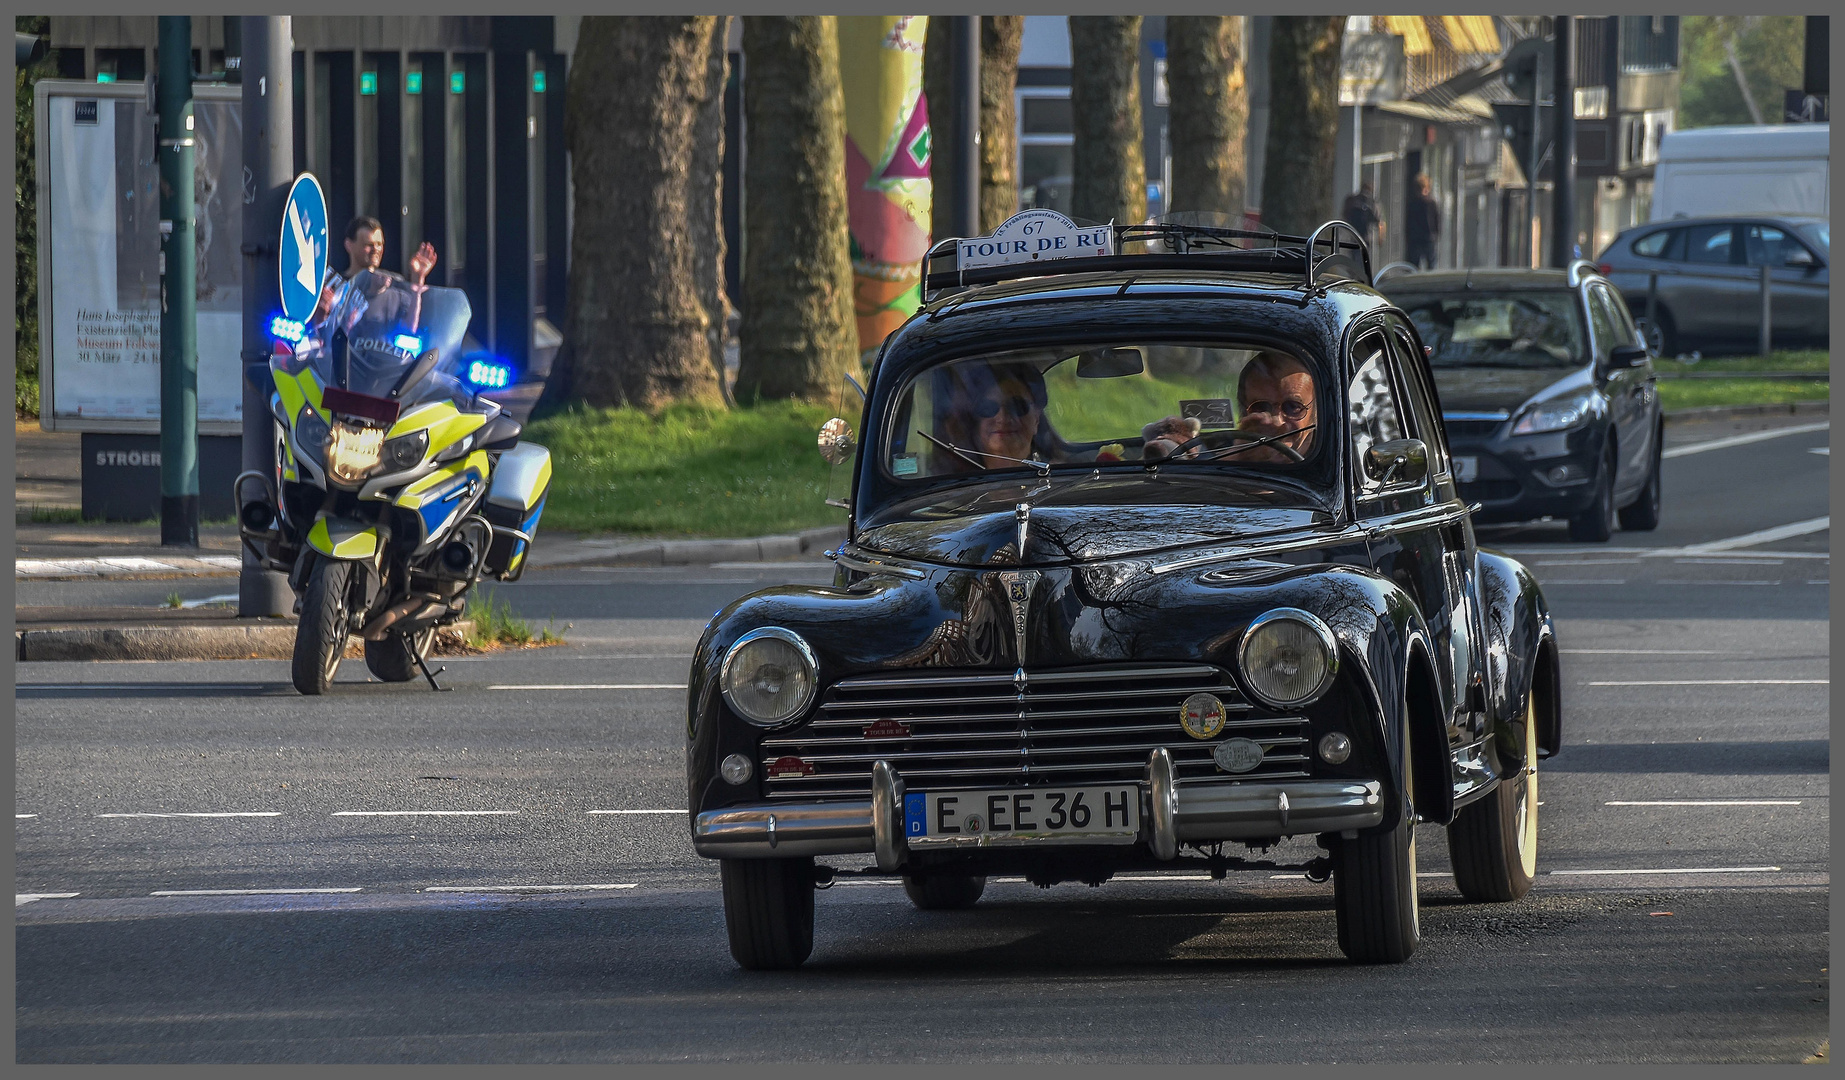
[
  {"left": 158, "top": 16, "right": 199, "bottom": 547},
  {"left": 1646, "top": 272, "right": 1658, "bottom": 350},
  {"left": 1759, "top": 263, "right": 1773, "bottom": 357},
  {"left": 239, "top": 16, "right": 294, "bottom": 616},
  {"left": 1551, "top": 16, "right": 1575, "bottom": 267},
  {"left": 1527, "top": 57, "right": 1541, "bottom": 269},
  {"left": 950, "top": 15, "right": 980, "bottom": 237},
  {"left": 1351, "top": 103, "right": 1362, "bottom": 202}
]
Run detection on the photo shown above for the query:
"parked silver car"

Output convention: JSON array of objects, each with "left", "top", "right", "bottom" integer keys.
[{"left": 1596, "top": 215, "right": 1829, "bottom": 357}]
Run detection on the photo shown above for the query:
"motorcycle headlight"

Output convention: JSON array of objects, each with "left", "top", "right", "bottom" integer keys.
[
  {"left": 1512, "top": 391, "right": 1596, "bottom": 435},
  {"left": 294, "top": 409, "right": 330, "bottom": 466},
  {"left": 327, "top": 420, "right": 385, "bottom": 485},
  {"left": 1238, "top": 608, "right": 1338, "bottom": 708},
  {"left": 382, "top": 429, "right": 429, "bottom": 472},
  {"left": 721, "top": 628, "right": 818, "bottom": 727}
]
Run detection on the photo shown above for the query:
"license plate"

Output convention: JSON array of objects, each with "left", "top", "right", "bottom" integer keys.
[
  {"left": 1453, "top": 455, "right": 1479, "bottom": 482},
  {"left": 905, "top": 785, "right": 1140, "bottom": 842}
]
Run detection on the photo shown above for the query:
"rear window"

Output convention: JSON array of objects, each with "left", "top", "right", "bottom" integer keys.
[{"left": 1393, "top": 292, "right": 1587, "bottom": 370}]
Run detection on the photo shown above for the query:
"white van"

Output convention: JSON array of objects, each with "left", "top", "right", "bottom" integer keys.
[{"left": 1650, "top": 124, "right": 1829, "bottom": 221}]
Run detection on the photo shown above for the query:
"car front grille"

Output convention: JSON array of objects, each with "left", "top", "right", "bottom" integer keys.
[{"left": 758, "top": 663, "right": 1312, "bottom": 800}]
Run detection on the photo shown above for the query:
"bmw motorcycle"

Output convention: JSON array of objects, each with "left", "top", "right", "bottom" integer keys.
[{"left": 235, "top": 270, "right": 551, "bottom": 695}]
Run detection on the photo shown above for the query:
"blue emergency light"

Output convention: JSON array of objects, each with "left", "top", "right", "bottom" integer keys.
[
  {"left": 394, "top": 333, "right": 422, "bottom": 353},
  {"left": 270, "top": 316, "right": 306, "bottom": 343},
  {"left": 466, "top": 358, "right": 513, "bottom": 389}
]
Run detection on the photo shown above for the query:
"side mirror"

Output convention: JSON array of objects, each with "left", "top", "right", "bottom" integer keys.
[
  {"left": 1785, "top": 249, "right": 1817, "bottom": 269},
  {"left": 1365, "top": 438, "right": 1428, "bottom": 486},
  {"left": 1609, "top": 343, "right": 1649, "bottom": 369},
  {"left": 818, "top": 417, "right": 856, "bottom": 465},
  {"left": 1076, "top": 347, "right": 1145, "bottom": 379}
]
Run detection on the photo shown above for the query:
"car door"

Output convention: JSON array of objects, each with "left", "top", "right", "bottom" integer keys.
[
  {"left": 1673, "top": 222, "right": 1751, "bottom": 345},
  {"left": 1349, "top": 321, "right": 1474, "bottom": 761},
  {"left": 1745, "top": 223, "right": 1829, "bottom": 342},
  {"left": 1586, "top": 281, "right": 1649, "bottom": 499}
]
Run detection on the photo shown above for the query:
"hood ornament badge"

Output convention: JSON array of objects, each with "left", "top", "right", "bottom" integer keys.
[
  {"left": 997, "top": 569, "right": 1041, "bottom": 668},
  {"left": 1014, "top": 501, "right": 1032, "bottom": 559}
]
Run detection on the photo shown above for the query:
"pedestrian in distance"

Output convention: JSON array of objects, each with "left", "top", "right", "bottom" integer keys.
[
  {"left": 312, "top": 216, "right": 437, "bottom": 323},
  {"left": 1403, "top": 173, "right": 1440, "bottom": 270},
  {"left": 1340, "top": 182, "right": 1384, "bottom": 256}
]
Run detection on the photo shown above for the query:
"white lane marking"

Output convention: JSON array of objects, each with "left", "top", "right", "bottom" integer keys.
[
  {"left": 1606, "top": 800, "right": 1801, "bottom": 806},
  {"left": 1811, "top": 446, "right": 1829, "bottom": 456},
  {"left": 1548, "top": 866, "right": 1782, "bottom": 876},
  {"left": 1661, "top": 421, "right": 1829, "bottom": 458},
  {"left": 1538, "top": 579, "right": 1627, "bottom": 586},
  {"left": 151, "top": 888, "right": 364, "bottom": 896},
  {"left": 586, "top": 809, "right": 687, "bottom": 815},
  {"left": 332, "top": 810, "right": 520, "bottom": 816},
  {"left": 711, "top": 561, "right": 836, "bottom": 570},
  {"left": 1676, "top": 516, "right": 1829, "bottom": 554},
  {"left": 1499, "top": 545, "right": 1828, "bottom": 560},
  {"left": 1588, "top": 679, "right": 1827, "bottom": 686},
  {"left": 1654, "top": 580, "right": 1779, "bottom": 586},
  {"left": 1673, "top": 557, "right": 1782, "bottom": 565},
  {"left": 17, "top": 814, "right": 38, "bottom": 819},
  {"left": 1111, "top": 874, "right": 1217, "bottom": 882},
  {"left": 422, "top": 884, "right": 638, "bottom": 893},
  {"left": 826, "top": 880, "right": 903, "bottom": 887},
  {"left": 1535, "top": 559, "right": 1638, "bottom": 566},
  {"left": 177, "top": 592, "right": 239, "bottom": 609},
  {"left": 97, "top": 812, "right": 282, "bottom": 818},
  {"left": 1810, "top": 580, "right": 1830, "bottom": 585},
  {"left": 17, "top": 893, "right": 79, "bottom": 905},
  {"left": 486, "top": 684, "right": 687, "bottom": 691},
  {"left": 1561, "top": 649, "right": 1720, "bottom": 655}
]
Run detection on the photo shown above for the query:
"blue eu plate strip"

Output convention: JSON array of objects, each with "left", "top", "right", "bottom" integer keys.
[{"left": 904, "top": 793, "right": 927, "bottom": 838}]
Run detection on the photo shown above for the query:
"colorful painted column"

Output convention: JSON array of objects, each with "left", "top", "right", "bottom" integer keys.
[{"left": 836, "top": 16, "right": 933, "bottom": 366}]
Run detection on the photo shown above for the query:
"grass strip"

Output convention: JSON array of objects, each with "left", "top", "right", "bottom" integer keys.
[
  {"left": 1656, "top": 378, "right": 1828, "bottom": 412},
  {"left": 1652, "top": 349, "right": 1828, "bottom": 376}
]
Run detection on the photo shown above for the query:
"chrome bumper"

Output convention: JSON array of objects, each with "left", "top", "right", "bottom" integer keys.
[{"left": 692, "top": 754, "right": 1385, "bottom": 862}]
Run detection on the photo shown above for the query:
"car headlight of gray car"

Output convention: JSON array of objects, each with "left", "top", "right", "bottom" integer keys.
[
  {"left": 1238, "top": 608, "right": 1339, "bottom": 708},
  {"left": 721, "top": 627, "right": 818, "bottom": 727},
  {"left": 1512, "top": 390, "right": 1596, "bottom": 435}
]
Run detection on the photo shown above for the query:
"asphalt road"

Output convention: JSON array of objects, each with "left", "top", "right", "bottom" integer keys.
[{"left": 14, "top": 414, "right": 1830, "bottom": 1063}]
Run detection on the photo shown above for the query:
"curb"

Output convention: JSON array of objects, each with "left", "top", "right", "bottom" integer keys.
[
  {"left": 1664, "top": 399, "right": 1828, "bottom": 424},
  {"left": 17, "top": 622, "right": 475, "bottom": 664},
  {"left": 528, "top": 525, "right": 847, "bottom": 569}
]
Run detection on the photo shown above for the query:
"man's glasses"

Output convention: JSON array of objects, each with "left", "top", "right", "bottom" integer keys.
[
  {"left": 973, "top": 395, "right": 1036, "bottom": 419},
  {"left": 1244, "top": 399, "right": 1311, "bottom": 421}
]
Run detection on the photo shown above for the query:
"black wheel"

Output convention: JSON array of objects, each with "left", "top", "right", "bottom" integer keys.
[
  {"left": 902, "top": 872, "right": 986, "bottom": 910},
  {"left": 1448, "top": 694, "right": 1539, "bottom": 902},
  {"left": 719, "top": 857, "right": 815, "bottom": 970},
  {"left": 291, "top": 558, "right": 354, "bottom": 696},
  {"left": 1634, "top": 306, "right": 1677, "bottom": 358},
  {"left": 1618, "top": 430, "right": 1663, "bottom": 532},
  {"left": 1333, "top": 721, "right": 1419, "bottom": 963},
  {"left": 364, "top": 625, "right": 436, "bottom": 682},
  {"left": 1567, "top": 447, "right": 1618, "bottom": 543}
]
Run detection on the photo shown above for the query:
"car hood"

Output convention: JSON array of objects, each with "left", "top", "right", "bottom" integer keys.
[
  {"left": 1433, "top": 364, "right": 1593, "bottom": 414},
  {"left": 856, "top": 475, "right": 1337, "bottom": 567}
]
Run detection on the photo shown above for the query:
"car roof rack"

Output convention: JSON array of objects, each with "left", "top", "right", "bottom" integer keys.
[
  {"left": 921, "top": 211, "right": 1374, "bottom": 299},
  {"left": 1565, "top": 259, "right": 1601, "bottom": 288},
  {"left": 1374, "top": 261, "right": 1419, "bottom": 282}
]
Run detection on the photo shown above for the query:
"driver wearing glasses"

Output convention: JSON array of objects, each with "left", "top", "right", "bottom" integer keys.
[
  {"left": 1234, "top": 352, "right": 1319, "bottom": 463},
  {"left": 937, "top": 362, "right": 1054, "bottom": 471}
]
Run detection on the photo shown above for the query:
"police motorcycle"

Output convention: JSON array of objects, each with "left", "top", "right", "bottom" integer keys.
[{"left": 235, "top": 270, "right": 551, "bottom": 695}]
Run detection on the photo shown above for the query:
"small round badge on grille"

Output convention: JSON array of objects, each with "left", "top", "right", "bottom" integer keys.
[
  {"left": 1213, "top": 737, "right": 1265, "bottom": 773},
  {"left": 1179, "top": 692, "right": 1228, "bottom": 740}
]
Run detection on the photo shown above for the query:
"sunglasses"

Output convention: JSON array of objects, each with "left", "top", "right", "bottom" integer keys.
[
  {"left": 973, "top": 395, "right": 1036, "bottom": 419},
  {"left": 1244, "top": 399, "right": 1311, "bottom": 421}
]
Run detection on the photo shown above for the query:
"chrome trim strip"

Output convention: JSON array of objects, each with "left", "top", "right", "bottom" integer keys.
[
  {"left": 1361, "top": 501, "right": 1472, "bottom": 540},
  {"left": 1148, "top": 748, "right": 1179, "bottom": 859},
  {"left": 692, "top": 801, "right": 875, "bottom": 859},
  {"left": 871, "top": 760, "right": 907, "bottom": 871},
  {"left": 1173, "top": 779, "right": 1383, "bottom": 841},
  {"left": 1146, "top": 527, "right": 1371, "bottom": 577},
  {"left": 834, "top": 550, "right": 928, "bottom": 579}
]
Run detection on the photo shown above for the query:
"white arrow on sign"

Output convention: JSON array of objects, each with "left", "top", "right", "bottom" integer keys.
[{"left": 288, "top": 198, "right": 319, "bottom": 295}]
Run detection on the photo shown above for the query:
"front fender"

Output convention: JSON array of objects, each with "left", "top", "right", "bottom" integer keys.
[
  {"left": 307, "top": 514, "right": 381, "bottom": 560},
  {"left": 1477, "top": 549, "right": 1558, "bottom": 759}
]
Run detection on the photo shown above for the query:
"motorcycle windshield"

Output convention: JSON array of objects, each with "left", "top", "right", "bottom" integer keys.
[{"left": 310, "top": 270, "right": 474, "bottom": 407}]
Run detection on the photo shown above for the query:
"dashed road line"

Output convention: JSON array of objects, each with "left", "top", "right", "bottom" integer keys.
[
  {"left": 151, "top": 888, "right": 364, "bottom": 896},
  {"left": 97, "top": 812, "right": 282, "bottom": 818},
  {"left": 1654, "top": 579, "right": 1779, "bottom": 586},
  {"left": 1661, "top": 421, "right": 1829, "bottom": 458},
  {"left": 586, "top": 809, "right": 686, "bottom": 815},
  {"left": 1606, "top": 800, "right": 1802, "bottom": 806},
  {"left": 1537, "top": 579, "right": 1627, "bottom": 586},
  {"left": 486, "top": 684, "right": 687, "bottom": 691},
  {"left": 421, "top": 884, "right": 637, "bottom": 893},
  {"left": 1548, "top": 866, "right": 1782, "bottom": 876},
  {"left": 1560, "top": 649, "right": 1720, "bottom": 655},
  {"left": 1676, "top": 516, "right": 1829, "bottom": 554},
  {"left": 17, "top": 814, "right": 38, "bottom": 819},
  {"left": 17, "top": 893, "right": 79, "bottom": 906},
  {"left": 1587, "top": 679, "right": 1826, "bottom": 686},
  {"left": 332, "top": 810, "right": 520, "bottom": 816},
  {"left": 1810, "top": 446, "right": 1829, "bottom": 456}
]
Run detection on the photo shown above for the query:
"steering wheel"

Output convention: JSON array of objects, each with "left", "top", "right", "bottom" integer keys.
[{"left": 1154, "top": 428, "right": 1306, "bottom": 464}]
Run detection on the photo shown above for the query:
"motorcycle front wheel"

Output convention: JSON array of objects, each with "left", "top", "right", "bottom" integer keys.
[{"left": 292, "top": 558, "right": 354, "bottom": 695}]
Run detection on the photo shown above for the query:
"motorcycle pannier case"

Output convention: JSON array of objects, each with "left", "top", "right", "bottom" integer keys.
[{"left": 482, "top": 441, "right": 551, "bottom": 581}]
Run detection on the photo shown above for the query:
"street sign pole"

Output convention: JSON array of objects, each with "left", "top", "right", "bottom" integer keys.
[
  {"left": 158, "top": 16, "right": 200, "bottom": 547},
  {"left": 1550, "top": 15, "right": 1576, "bottom": 268},
  {"left": 950, "top": 16, "right": 980, "bottom": 238},
  {"left": 239, "top": 16, "right": 294, "bottom": 616}
]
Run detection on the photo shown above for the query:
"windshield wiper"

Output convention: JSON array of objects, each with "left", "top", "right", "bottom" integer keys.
[
  {"left": 914, "top": 430, "right": 1051, "bottom": 477},
  {"left": 1194, "top": 423, "right": 1318, "bottom": 464}
]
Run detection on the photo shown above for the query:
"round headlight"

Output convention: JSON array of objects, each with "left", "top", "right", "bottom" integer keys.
[
  {"left": 1238, "top": 608, "right": 1338, "bottom": 708},
  {"left": 720, "top": 628, "right": 818, "bottom": 727}
]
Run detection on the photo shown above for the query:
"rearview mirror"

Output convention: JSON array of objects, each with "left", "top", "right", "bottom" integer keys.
[
  {"left": 1365, "top": 438, "right": 1428, "bottom": 486},
  {"left": 1609, "top": 343, "right": 1649, "bottom": 369},
  {"left": 818, "top": 417, "right": 856, "bottom": 466},
  {"left": 1075, "top": 347, "right": 1145, "bottom": 379}
]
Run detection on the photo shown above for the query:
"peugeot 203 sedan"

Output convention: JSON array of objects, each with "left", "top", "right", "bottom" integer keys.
[{"left": 686, "top": 211, "right": 1560, "bottom": 970}]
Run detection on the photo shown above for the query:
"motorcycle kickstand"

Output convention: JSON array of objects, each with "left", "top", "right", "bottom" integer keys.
[{"left": 413, "top": 650, "right": 450, "bottom": 692}]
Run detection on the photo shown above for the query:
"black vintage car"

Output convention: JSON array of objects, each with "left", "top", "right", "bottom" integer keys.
[
  {"left": 1377, "top": 264, "right": 1663, "bottom": 542},
  {"left": 687, "top": 212, "right": 1560, "bottom": 969}
]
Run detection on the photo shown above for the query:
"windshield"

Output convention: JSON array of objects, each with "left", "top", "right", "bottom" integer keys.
[
  {"left": 1796, "top": 222, "right": 1829, "bottom": 255},
  {"left": 1392, "top": 292, "right": 1586, "bottom": 369},
  {"left": 882, "top": 343, "right": 1329, "bottom": 481},
  {"left": 301, "top": 270, "right": 474, "bottom": 405}
]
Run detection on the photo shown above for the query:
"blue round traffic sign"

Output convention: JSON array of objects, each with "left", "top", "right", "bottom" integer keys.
[{"left": 279, "top": 173, "right": 329, "bottom": 324}]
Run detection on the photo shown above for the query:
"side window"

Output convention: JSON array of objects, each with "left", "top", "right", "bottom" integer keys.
[
  {"left": 1585, "top": 285, "right": 1624, "bottom": 362},
  {"left": 1385, "top": 317, "right": 1450, "bottom": 476},
  {"left": 1685, "top": 223, "right": 1738, "bottom": 265},
  {"left": 1631, "top": 229, "right": 1675, "bottom": 258},
  {"left": 1744, "top": 224, "right": 1808, "bottom": 268},
  {"left": 1348, "top": 332, "right": 1407, "bottom": 490}
]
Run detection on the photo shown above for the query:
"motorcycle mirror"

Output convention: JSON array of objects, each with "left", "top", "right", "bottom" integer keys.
[{"left": 391, "top": 350, "right": 443, "bottom": 399}]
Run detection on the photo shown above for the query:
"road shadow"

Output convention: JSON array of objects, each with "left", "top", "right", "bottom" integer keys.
[{"left": 1544, "top": 738, "right": 1829, "bottom": 775}]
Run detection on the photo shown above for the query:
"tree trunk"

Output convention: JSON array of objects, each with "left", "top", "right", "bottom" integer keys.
[
  {"left": 691, "top": 17, "right": 732, "bottom": 400},
  {"left": 1259, "top": 16, "right": 1345, "bottom": 238},
  {"left": 1166, "top": 15, "right": 1247, "bottom": 219},
  {"left": 926, "top": 16, "right": 1025, "bottom": 239},
  {"left": 1069, "top": 16, "right": 1146, "bottom": 227},
  {"left": 736, "top": 16, "right": 859, "bottom": 403},
  {"left": 555, "top": 16, "right": 725, "bottom": 410}
]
